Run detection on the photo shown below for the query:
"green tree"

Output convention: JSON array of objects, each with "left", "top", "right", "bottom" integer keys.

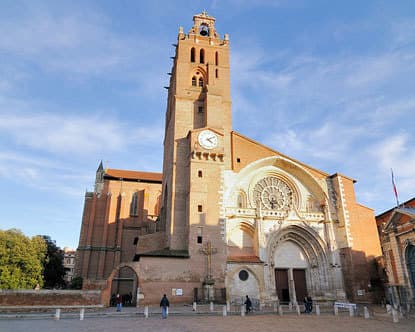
[
  {"left": 0, "top": 229, "right": 46, "bottom": 289},
  {"left": 70, "top": 276, "right": 83, "bottom": 289},
  {"left": 41, "top": 235, "right": 66, "bottom": 289}
]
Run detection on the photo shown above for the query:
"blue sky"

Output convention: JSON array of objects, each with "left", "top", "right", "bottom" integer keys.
[{"left": 1, "top": 0, "right": 414, "bottom": 249}]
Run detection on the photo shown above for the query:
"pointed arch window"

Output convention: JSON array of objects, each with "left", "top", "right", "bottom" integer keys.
[
  {"left": 198, "top": 77, "right": 204, "bottom": 87},
  {"left": 190, "top": 47, "right": 196, "bottom": 63},
  {"left": 237, "top": 192, "right": 247, "bottom": 209},
  {"left": 192, "top": 76, "right": 197, "bottom": 86},
  {"left": 130, "top": 192, "right": 139, "bottom": 216},
  {"left": 200, "top": 49, "right": 205, "bottom": 64}
]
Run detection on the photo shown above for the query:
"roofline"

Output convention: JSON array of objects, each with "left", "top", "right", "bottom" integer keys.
[
  {"left": 231, "top": 131, "right": 330, "bottom": 177},
  {"left": 376, "top": 197, "right": 415, "bottom": 218},
  {"left": 104, "top": 168, "right": 162, "bottom": 183},
  {"left": 329, "top": 172, "right": 357, "bottom": 183}
]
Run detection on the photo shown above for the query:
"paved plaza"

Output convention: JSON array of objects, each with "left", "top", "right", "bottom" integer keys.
[{"left": 1, "top": 308, "right": 414, "bottom": 332}]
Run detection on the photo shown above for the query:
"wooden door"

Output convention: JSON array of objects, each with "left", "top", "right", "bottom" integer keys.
[
  {"left": 293, "top": 269, "right": 307, "bottom": 301},
  {"left": 275, "top": 269, "right": 289, "bottom": 303}
]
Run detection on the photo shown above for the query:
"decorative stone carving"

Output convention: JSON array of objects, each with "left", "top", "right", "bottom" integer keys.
[{"left": 253, "top": 177, "right": 293, "bottom": 210}]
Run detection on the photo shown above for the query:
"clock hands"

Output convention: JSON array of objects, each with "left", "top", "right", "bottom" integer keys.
[{"left": 206, "top": 136, "right": 215, "bottom": 143}]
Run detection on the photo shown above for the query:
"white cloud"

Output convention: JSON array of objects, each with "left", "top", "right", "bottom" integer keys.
[
  {"left": 0, "top": 112, "right": 125, "bottom": 155},
  {"left": 0, "top": 10, "right": 164, "bottom": 79}
]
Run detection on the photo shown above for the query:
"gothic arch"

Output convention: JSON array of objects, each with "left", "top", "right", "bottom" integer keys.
[
  {"left": 227, "top": 221, "right": 255, "bottom": 253},
  {"left": 190, "top": 67, "right": 207, "bottom": 87},
  {"left": 237, "top": 190, "right": 247, "bottom": 208},
  {"left": 106, "top": 263, "right": 139, "bottom": 307},
  {"left": 226, "top": 265, "right": 263, "bottom": 302},
  {"left": 267, "top": 224, "right": 331, "bottom": 295},
  {"left": 225, "top": 156, "right": 328, "bottom": 209}
]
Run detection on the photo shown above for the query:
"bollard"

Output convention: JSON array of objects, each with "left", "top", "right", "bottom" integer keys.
[
  {"left": 334, "top": 305, "right": 338, "bottom": 316},
  {"left": 386, "top": 304, "right": 392, "bottom": 315},
  {"left": 144, "top": 306, "right": 149, "bottom": 318},
  {"left": 193, "top": 302, "right": 197, "bottom": 311},
  {"left": 392, "top": 307, "right": 399, "bottom": 323},
  {"left": 273, "top": 302, "right": 278, "bottom": 313},
  {"left": 223, "top": 305, "right": 227, "bottom": 317},
  {"left": 226, "top": 301, "right": 230, "bottom": 312},
  {"left": 316, "top": 304, "right": 320, "bottom": 316},
  {"left": 55, "top": 308, "right": 61, "bottom": 320},
  {"left": 364, "top": 306, "right": 369, "bottom": 319},
  {"left": 80, "top": 308, "right": 85, "bottom": 321},
  {"left": 296, "top": 304, "right": 301, "bottom": 315},
  {"left": 349, "top": 306, "right": 354, "bottom": 317},
  {"left": 210, "top": 301, "right": 214, "bottom": 312},
  {"left": 288, "top": 302, "right": 293, "bottom": 311},
  {"left": 241, "top": 305, "right": 245, "bottom": 316},
  {"left": 278, "top": 305, "right": 283, "bottom": 316}
]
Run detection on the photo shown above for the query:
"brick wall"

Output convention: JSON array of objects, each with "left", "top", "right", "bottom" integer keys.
[{"left": 0, "top": 290, "right": 101, "bottom": 306}]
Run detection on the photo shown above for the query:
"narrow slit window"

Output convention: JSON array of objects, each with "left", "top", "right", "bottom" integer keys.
[
  {"left": 198, "top": 205, "right": 203, "bottom": 212},
  {"left": 198, "top": 78, "right": 203, "bottom": 87},
  {"left": 215, "top": 51, "right": 219, "bottom": 66},
  {"left": 198, "top": 170, "right": 203, "bottom": 177},
  {"left": 200, "top": 49, "right": 205, "bottom": 64},
  {"left": 197, "top": 227, "right": 203, "bottom": 244},
  {"left": 192, "top": 76, "right": 197, "bottom": 86},
  {"left": 133, "top": 237, "right": 139, "bottom": 245},
  {"left": 198, "top": 106, "right": 203, "bottom": 113},
  {"left": 215, "top": 69, "right": 218, "bottom": 78},
  {"left": 191, "top": 47, "right": 195, "bottom": 62}
]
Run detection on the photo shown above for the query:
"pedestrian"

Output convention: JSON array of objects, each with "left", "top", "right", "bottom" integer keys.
[
  {"left": 307, "top": 296, "right": 313, "bottom": 313},
  {"left": 244, "top": 295, "right": 252, "bottom": 314},
  {"left": 116, "top": 293, "right": 123, "bottom": 312},
  {"left": 160, "top": 294, "right": 169, "bottom": 319},
  {"left": 304, "top": 296, "right": 309, "bottom": 313}
]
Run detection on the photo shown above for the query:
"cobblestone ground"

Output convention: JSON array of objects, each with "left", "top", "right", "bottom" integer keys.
[{"left": 1, "top": 315, "right": 415, "bottom": 332}]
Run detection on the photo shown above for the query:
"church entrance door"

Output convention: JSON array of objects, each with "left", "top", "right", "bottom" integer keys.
[
  {"left": 275, "top": 269, "right": 290, "bottom": 303},
  {"left": 293, "top": 269, "right": 307, "bottom": 301},
  {"left": 110, "top": 266, "right": 138, "bottom": 307}
]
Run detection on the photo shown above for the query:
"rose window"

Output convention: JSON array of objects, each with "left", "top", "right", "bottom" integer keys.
[{"left": 253, "top": 177, "right": 292, "bottom": 210}]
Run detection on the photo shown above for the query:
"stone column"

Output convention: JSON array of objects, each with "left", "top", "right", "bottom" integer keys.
[{"left": 288, "top": 268, "right": 297, "bottom": 305}]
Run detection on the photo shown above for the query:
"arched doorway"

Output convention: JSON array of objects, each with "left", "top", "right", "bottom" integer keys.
[
  {"left": 406, "top": 245, "right": 415, "bottom": 290},
  {"left": 268, "top": 225, "right": 331, "bottom": 304},
  {"left": 274, "top": 241, "right": 308, "bottom": 304},
  {"left": 110, "top": 265, "right": 138, "bottom": 307}
]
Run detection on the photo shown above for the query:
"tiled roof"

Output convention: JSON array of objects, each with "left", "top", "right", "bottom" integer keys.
[
  {"left": 105, "top": 169, "right": 162, "bottom": 182},
  {"left": 227, "top": 255, "right": 262, "bottom": 263}
]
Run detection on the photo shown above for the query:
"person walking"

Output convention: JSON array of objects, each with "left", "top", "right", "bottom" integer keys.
[
  {"left": 116, "top": 293, "right": 123, "bottom": 312},
  {"left": 244, "top": 295, "right": 252, "bottom": 314},
  {"left": 160, "top": 294, "right": 169, "bottom": 319},
  {"left": 307, "top": 296, "right": 313, "bottom": 313}
]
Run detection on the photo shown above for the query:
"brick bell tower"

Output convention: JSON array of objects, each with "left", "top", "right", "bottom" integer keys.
[{"left": 161, "top": 12, "right": 232, "bottom": 287}]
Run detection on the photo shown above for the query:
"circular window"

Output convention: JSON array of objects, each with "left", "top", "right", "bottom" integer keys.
[{"left": 239, "top": 270, "right": 249, "bottom": 281}]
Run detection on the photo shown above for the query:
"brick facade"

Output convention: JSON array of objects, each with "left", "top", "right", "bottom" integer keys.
[
  {"left": 75, "top": 12, "right": 383, "bottom": 306},
  {"left": 376, "top": 197, "right": 415, "bottom": 305}
]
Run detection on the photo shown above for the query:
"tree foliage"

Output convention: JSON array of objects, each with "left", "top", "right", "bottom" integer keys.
[
  {"left": 70, "top": 276, "right": 83, "bottom": 289},
  {"left": 0, "top": 229, "right": 46, "bottom": 289},
  {"left": 41, "top": 235, "right": 66, "bottom": 289}
]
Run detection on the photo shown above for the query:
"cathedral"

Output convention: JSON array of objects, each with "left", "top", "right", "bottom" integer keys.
[{"left": 75, "top": 12, "right": 382, "bottom": 306}]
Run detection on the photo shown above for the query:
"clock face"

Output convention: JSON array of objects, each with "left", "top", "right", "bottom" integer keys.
[{"left": 198, "top": 130, "right": 218, "bottom": 149}]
